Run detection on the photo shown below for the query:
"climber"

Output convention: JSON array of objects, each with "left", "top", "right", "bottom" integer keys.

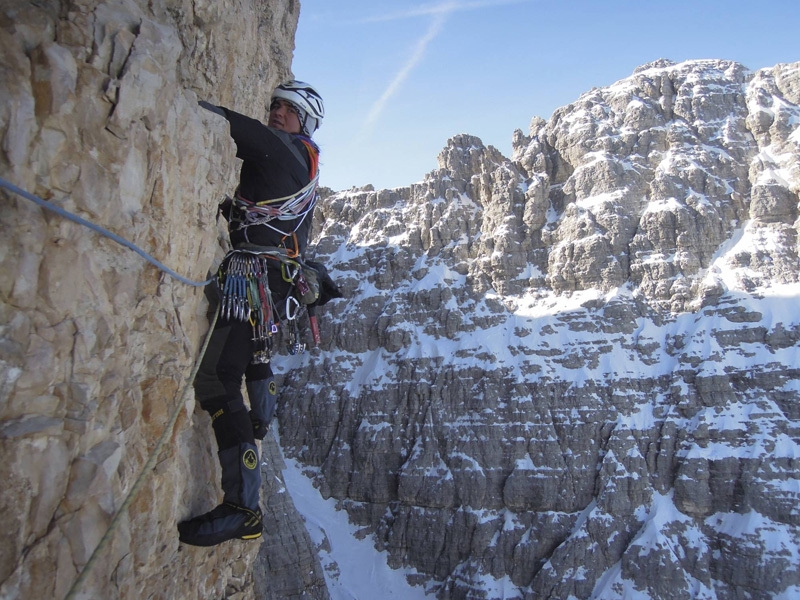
[{"left": 178, "top": 80, "right": 335, "bottom": 547}]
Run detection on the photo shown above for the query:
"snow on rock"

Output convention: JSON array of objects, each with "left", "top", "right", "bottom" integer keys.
[{"left": 277, "top": 59, "right": 800, "bottom": 599}]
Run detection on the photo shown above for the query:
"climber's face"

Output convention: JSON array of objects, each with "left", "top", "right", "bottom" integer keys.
[{"left": 268, "top": 99, "right": 302, "bottom": 134}]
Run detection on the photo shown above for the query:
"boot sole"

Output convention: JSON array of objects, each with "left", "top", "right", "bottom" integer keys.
[
  {"left": 179, "top": 521, "right": 263, "bottom": 547},
  {"left": 179, "top": 527, "right": 262, "bottom": 547}
]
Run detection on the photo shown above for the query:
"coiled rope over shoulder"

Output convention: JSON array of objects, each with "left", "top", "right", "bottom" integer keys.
[
  {"left": 0, "top": 176, "right": 214, "bottom": 287},
  {"left": 230, "top": 172, "right": 319, "bottom": 238}
]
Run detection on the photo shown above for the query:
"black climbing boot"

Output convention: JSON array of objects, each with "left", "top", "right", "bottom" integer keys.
[
  {"left": 246, "top": 376, "right": 277, "bottom": 440},
  {"left": 177, "top": 441, "right": 263, "bottom": 546},
  {"left": 178, "top": 502, "right": 263, "bottom": 546},
  {"left": 219, "top": 442, "right": 261, "bottom": 508}
]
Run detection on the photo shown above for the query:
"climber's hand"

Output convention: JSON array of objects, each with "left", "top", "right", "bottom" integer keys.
[{"left": 198, "top": 101, "right": 226, "bottom": 117}]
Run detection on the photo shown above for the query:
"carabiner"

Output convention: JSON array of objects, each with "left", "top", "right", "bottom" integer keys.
[
  {"left": 285, "top": 295, "right": 300, "bottom": 321},
  {"left": 281, "top": 261, "right": 298, "bottom": 283}
]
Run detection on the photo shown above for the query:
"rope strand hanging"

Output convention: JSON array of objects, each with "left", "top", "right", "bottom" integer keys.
[{"left": 62, "top": 307, "right": 220, "bottom": 600}]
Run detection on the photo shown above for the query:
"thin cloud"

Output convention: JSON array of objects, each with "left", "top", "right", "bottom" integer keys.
[
  {"left": 357, "top": 0, "right": 533, "bottom": 139},
  {"left": 358, "top": 5, "right": 454, "bottom": 138},
  {"left": 355, "top": 0, "right": 533, "bottom": 24}
]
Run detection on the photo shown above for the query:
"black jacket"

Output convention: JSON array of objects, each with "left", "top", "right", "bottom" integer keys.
[{"left": 220, "top": 107, "right": 317, "bottom": 255}]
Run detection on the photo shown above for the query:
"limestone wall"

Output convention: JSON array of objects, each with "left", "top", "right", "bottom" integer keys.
[{"left": 0, "top": 1, "right": 302, "bottom": 598}]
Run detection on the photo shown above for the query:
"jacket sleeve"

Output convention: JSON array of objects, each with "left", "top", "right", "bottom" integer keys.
[
  {"left": 214, "top": 106, "right": 312, "bottom": 209},
  {"left": 199, "top": 103, "right": 298, "bottom": 165},
  {"left": 198, "top": 100, "right": 226, "bottom": 118},
  {"left": 220, "top": 107, "right": 299, "bottom": 165}
]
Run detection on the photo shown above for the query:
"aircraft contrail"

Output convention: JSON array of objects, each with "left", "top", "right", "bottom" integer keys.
[
  {"left": 360, "top": 8, "right": 453, "bottom": 136},
  {"left": 355, "top": 0, "right": 534, "bottom": 24},
  {"left": 358, "top": 0, "right": 534, "bottom": 138}
]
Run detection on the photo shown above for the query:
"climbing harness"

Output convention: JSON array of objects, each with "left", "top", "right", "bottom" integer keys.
[
  {"left": 216, "top": 247, "right": 320, "bottom": 358},
  {"left": 0, "top": 176, "right": 214, "bottom": 287}
]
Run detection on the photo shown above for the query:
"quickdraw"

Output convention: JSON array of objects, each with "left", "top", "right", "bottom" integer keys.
[
  {"left": 218, "top": 251, "right": 277, "bottom": 359},
  {"left": 216, "top": 248, "right": 317, "bottom": 359},
  {"left": 284, "top": 296, "right": 305, "bottom": 356}
]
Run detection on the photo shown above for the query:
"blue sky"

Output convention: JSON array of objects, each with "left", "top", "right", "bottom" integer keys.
[{"left": 292, "top": 0, "right": 799, "bottom": 192}]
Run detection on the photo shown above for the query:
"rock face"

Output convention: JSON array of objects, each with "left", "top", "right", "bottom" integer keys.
[
  {"left": 0, "top": 1, "right": 325, "bottom": 599},
  {"left": 279, "top": 59, "right": 800, "bottom": 599}
]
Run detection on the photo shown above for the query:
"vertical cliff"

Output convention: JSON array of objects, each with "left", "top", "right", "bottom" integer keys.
[{"left": 0, "top": 1, "right": 310, "bottom": 598}]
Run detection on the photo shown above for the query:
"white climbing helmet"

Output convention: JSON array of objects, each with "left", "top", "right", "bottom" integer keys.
[{"left": 270, "top": 80, "right": 325, "bottom": 136}]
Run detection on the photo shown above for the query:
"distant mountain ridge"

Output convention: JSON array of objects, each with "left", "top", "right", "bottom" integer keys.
[{"left": 277, "top": 58, "right": 800, "bottom": 599}]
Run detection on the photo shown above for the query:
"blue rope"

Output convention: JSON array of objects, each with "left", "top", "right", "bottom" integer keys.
[{"left": 0, "top": 176, "right": 214, "bottom": 287}]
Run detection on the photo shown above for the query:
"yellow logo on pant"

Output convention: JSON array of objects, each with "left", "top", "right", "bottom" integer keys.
[
  {"left": 268, "top": 381, "right": 277, "bottom": 395},
  {"left": 243, "top": 449, "right": 258, "bottom": 470}
]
